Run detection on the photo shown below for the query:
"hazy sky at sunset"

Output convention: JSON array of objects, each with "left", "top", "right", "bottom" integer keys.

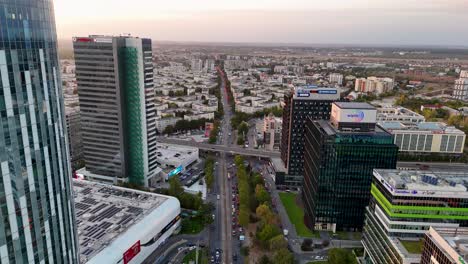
[{"left": 54, "top": 0, "right": 468, "bottom": 46}]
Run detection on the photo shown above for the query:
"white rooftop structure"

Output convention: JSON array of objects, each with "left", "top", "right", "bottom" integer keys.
[
  {"left": 373, "top": 169, "right": 468, "bottom": 199},
  {"left": 74, "top": 180, "right": 181, "bottom": 264},
  {"left": 377, "top": 106, "right": 425, "bottom": 125}
]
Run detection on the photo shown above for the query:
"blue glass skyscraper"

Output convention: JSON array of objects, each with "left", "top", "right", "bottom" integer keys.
[{"left": 0, "top": 0, "right": 78, "bottom": 263}]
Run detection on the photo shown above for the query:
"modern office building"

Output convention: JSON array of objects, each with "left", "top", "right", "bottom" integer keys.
[
  {"left": 303, "top": 102, "right": 398, "bottom": 231},
  {"left": 279, "top": 86, "right": 340, "bottom": 186},
  {"left": 379, "top": 122, "right": 466, "bottom": 155},
  {"left": 421, "top": 227, "right": 468, "bottom": 264},
  {"left": 0, "top": 0, "right": 78, "bottom": 263},
  {"left": 74, "top": 35, "right": 160, "bottom": 187},
  {"left": 74, "top": 180, "right": 181, "bottom": 264},
  {"left": 362, "top": 169, "right": 468, "bottom": 264},
  {"left": 453, "top": 70, "right": 468, "bottom": 101},
  {"left": 377, "top": 107, "right": 425, "bottom": 125}
]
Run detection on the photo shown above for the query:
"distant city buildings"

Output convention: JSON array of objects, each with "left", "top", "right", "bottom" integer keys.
[
  {"left": 263, "top": 113, "right": 282, "bottom": 151},
  {"left": 453, "top": 70, "right": 468, "bottom": 101},
  {"left": 280, "top": 87, "right": 341, "bottom": 186},
  {"left": 0, "top": 0, "right": 78, "bottom": 262},
  {"left": 303, "top": 103, "right": 398, "bottom": 231},
  {"left": 74, "top": 35, "right": 160, "bottom": 187},
  {"left": 355, "top": 76, "right": 395, "bottom": 95},
  {"left": 363, "top": 169, "right": 468, "bottom": 264},
  {"left": 379, "top": 122, "right": 466, "bottom": 155}
]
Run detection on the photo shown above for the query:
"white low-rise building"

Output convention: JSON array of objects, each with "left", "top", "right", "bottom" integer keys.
[
  {"left": 74, "top": 180, "right": 181, "bottom": 264},
  {"left": 184, "top": 111, "right": 215, "bottom": 121},
  {"left": 155, "top": 143, "right": 199, "bottom": 179},
  {"left": 379, "top": 122, "right": 466, "bottom": 154},
  {"left": 377, "top": 107, "right": 425, "bottom": 125}
]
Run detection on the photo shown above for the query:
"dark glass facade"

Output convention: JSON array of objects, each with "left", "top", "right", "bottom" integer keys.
[
  {"left": 279, "top": 91, "right": 338, "bottom": 186},
  {"left": 0, "top": 0, "right": 78, "bottom": 263},
  {"left": 303, "top": 119, "right": 398, "bottom": 231}
]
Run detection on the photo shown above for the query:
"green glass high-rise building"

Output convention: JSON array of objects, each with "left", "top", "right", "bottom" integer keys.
[
  {"left": 73, "top": 36, "right": 160, "bottom": 187},
  {"left": 303, "top": 102, "right": 398, "bottom": 231},
  {"left": 0, "top": 0, "right": 78, "bottom": 263}
]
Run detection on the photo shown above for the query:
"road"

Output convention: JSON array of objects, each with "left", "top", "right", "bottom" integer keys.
[{"left": 218, "top": 67, "right": 233, "bottom": 264}]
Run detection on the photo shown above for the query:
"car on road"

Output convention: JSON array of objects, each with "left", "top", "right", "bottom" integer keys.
[{"left": 217, "top": 194, "right": 220, "bottom": 200}]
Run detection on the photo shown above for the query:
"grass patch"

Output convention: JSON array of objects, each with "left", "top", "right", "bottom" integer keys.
[
  {"left": 182, "top": 249, "right": 209, "bottom": 264},
  {"left": 335, "top": 231, "right": 349, "bottom": 240},
  {"left": 400, "top": 239, "right": 423, "bottom": 254},
  {"left": 278, "top": 192, "right": 317, "bottom": 238},
  {"left": 307, "top": 261, "right": 328, "bottom": 264},
  {"left": 180, "top": 216, "right": 205, "bottom": 234}
]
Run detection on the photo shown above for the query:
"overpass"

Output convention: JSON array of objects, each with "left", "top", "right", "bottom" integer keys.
[
  {"left": 158, "top": 138, "right": 468, "bottom": 171},
  {"left": 157, "top": 137, "right": 281, "bottom": 158}
]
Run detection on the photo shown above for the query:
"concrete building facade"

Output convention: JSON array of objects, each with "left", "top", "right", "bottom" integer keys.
[{"left": 74, "top": 35, "right": 159, "bottom": 187}]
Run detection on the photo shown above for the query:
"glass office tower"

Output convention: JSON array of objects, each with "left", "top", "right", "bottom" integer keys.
[
  {"left": 0, "top": 0, "right": 78, "bottom": 263},
  {"left": 303, "top": 103, "right": 398, "bottom": 231}
]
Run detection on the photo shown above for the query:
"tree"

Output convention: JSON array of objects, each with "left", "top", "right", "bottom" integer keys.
[
  {"left": 204, "top": 158, "right": 215, "bottom": 189},
  {"left": 259, "top": 255, "right": 271, "bottom": 264},
  {"left": 255, "top": 185, "right": 271, "bottom": 205},
  {"left": 238, "top": 121, "right": 249, "bottom": 136},
  {"left": 273, "top": 248, "right": 294, "bottom": 264},
  {"left": 163, "top": 125, "right": 175, "bottom": 134},
  {"left": 168, "top": 177, "right": 184, "bottom": 196},
  {"left": 240, "top": 246, "right": 249, "bottom": 256},
  {"left": 256, "top": 204, "right": 274, "bottom": 224},
  {"left": 257, "top": 223, "right": 281, "bottom": 243},
  {"left": 239, "top": 207, "right": 250, "bottom": 227},
  {"left": 269, "top": 235, "right": 288, "bottom": 251},
  {"left": 301, "top": 238, "right": 313, "bottom": 251},
  {"left": 328, "top": 248, "right": 357, "bottom": 264}
]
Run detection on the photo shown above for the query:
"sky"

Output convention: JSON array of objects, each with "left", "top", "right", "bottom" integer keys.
[{"left": 54, "top": 0, "right": 468, "bottom": 46}]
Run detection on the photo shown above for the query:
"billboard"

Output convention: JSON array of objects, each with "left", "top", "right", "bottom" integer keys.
[
  {"left": 294, "top": 87, "right": 340, "bottom": 100},
  {"left": 123, "top": 240, "right": 141, "bottom": 264},
  {"left": 332, "top": 107, "right": 377, "bottom": 123}
]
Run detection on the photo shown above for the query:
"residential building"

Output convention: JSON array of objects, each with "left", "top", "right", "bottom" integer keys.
[
  {"left": 156, "top": 116, "right": 182, "bottom": 133},
  {"left": 329, "top": 73, "right": 344, "bottom": 85},
  {"left": 377, "top": 107, "right": 426, "bottom": 125},
  {"left": 303, "top": 103, "right": 398, "bottom": 231},
  {"left": 280, "top": 86, "right": 340, "bottom": 186},
  {"left": 453, "top": 70, "right": 468, "bottom": 101},
  {"left": 74, "top": 180, "right": 181, "bottom": 264},
  {"left": 74, "top": 35, "right": 159, "bottom": 187},
  {"left": 362, "top": 169, "right": 468, "bottom": 264},
  {"left": 379, "top": 122, "right": 466, "bottom": 155},
  {"left": 263, "top": 113, "right": 282, "bottom": 151},
  {"left": 0, "top": 0, "right": 78, "bottom": 262},
  {"left": 191, "top": 59, "right": 203, "bottom": 72},
  {"left": 421, "top": 227, "right": 468, "bottom": 264},
  {"left": 355, "top": 77, "right": 395, "bottom": 94}
]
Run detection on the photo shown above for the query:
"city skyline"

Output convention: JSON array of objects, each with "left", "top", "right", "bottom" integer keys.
[{"left": 54, "top": 0, "right": 468, "bottom": 47}]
